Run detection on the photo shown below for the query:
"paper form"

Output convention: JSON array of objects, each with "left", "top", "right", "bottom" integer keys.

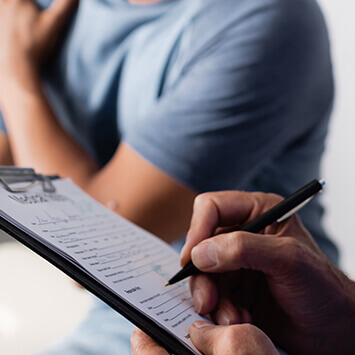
[{"left": 0, "top": 179, "right": 208, "bottom": 354}]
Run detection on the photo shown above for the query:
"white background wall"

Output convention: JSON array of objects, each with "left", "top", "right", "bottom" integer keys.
[{"left": 318, "top": 0, "right": 355, "bottom": 278}]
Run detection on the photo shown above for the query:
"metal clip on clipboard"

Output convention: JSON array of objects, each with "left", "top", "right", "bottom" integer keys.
[{"left": 0, "top": 167, "right": 59, "bottom": 193}]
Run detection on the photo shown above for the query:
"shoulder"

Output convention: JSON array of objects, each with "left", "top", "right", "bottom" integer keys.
[
  {"left": 186, "top": 0, "right": 330, "bottom": 57},
  {"left": 182, "top": 0, "right": 333, "bottom": 100},
  {"left": 191, "top": 0, "right": 327, "bottom": 31}
]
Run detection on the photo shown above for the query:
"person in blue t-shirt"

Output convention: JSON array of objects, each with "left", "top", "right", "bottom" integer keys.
[{"left": 0, "top": 0, "right": 336, "bottom": 353}]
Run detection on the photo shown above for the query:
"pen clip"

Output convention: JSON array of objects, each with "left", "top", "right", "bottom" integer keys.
[
  {"left": 277, "top": 196, "right": 313, "bottom": 223},
  {"left": 277, "top": 179, "right": 325, "bottom": 223}
]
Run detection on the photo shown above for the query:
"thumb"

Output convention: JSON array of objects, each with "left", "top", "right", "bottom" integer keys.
[
  {"left": 131, "top": 328, "right": 168, "bottom": 355},
  {"left": 190, "top": 322, "right": 279, "bottom": 355},
  {"left": 191, "top": 231, "right": 293, "bottom": 276},
  {"left": 189, "top": 321, "right": 223, "bottom": 355}
]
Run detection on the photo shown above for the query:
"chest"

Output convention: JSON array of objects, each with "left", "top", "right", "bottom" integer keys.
[{"left": 44, "top": 0, "right": 199, "bottom": 163}]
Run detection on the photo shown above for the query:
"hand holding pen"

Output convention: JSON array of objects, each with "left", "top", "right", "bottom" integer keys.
[
  {"left": 173, "top": 184, "right": 354, "bottom": 354},
  {"left": 168, "top": 179, "right": 324, "bottom": 286}
]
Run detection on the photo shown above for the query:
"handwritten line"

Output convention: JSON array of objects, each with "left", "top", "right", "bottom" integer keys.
[
  {"left": 98, "top": 242, "right": 126, "bottom": 251},
  {"left": 100, "top": 258, "right": 122, "bottom": 265},
  {"left": 127, "top": 255, "right": 171, "bottom": 273},
  {"left": 154, "top": 290, "right": 189, "bottom": 309},
  {"left": 98, "top": 245, "right": 136, "bottom": 258},
  {"left": 76, "top": 228, "right": 97, "bottom": 235},
  {"left": 37, "top": 214, "right": 98, "bottom": 226},
  {"left": 169, "top": 304, "right": 194, "bottom": 321},
  {"left": 76, "top": 231, "right": 119, "bottom": 242},
  {"left": 111, "top": 261, "right": 130, "bottom": 270},
  {"left": 134, "top": 269, "right": 155, "bottom": 278},
  {"left": 109, "top": 245, "right": 162, "bottom": 269},
  {"left": 50, "top": 222, "right": 96, "bottom": 233},
  {"left": 165, "top": 301, "right": 184, "bottom": 313}
]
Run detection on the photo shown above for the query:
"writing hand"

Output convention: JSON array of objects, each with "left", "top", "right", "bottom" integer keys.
[{"left": 181, "top": 191, "right": 355, "bottom": 354}]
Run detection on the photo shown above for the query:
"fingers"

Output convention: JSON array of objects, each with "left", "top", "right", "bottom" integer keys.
[
  {"left": 181, "top": 191, "right": 254, "bottom": 267},
  {"left": 41, "top": 0, "right": 77, "bottom": 34},
  {"left": 189, "top": 321, "right": 224, "bottom": 355},
  {"left": 48, "top": 0, "right": 78, "bottom": 19},
  {"left": 191, "top": 231, "right": 293, "bottom": 276},
  {"left": 211, "top": 298, "right": 250, "bottom": 326},
  {"left": 190, "top": 274, "right": 218, "bottom": 315},
  {"left": 180, "top": 191, "right": 282, "bottom": 266},
  {"left": 189, "top": 322, "right": 278, "bottom": 355},
  {"left": 131, "top": 328, "right": 168, "bottom": 355},
  {"left": 208, "top": 272, "right": 246, "bottom": 326},
  {"left": 190, "top": 272, "right": 252, "bottom": 325}
]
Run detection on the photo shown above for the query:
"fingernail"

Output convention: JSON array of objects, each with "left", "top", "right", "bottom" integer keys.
[
  {"left": 191, "top": 241, "right": 218, "bottom": 269},
  {"left": 192, "top": 289, "right": 203, "bottom": 314},
  {"left": 193, "top": 321, "right": 213, "bottom": 329},
  {"left": 218, "top": 310, "right": 231, "bottom": 326}
]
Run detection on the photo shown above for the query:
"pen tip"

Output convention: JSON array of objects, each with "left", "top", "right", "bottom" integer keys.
[{"left": 164, "top": 282, "right": 170, "bottom": 287}]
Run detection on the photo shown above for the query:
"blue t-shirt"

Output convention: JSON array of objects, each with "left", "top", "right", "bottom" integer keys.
[{"left": 0, "top": 0, "right": 337, "bottom": 263}]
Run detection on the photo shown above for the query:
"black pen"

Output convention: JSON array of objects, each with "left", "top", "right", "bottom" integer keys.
[{"left": 165, "top": 179, "right": 325, "bottom": 286}]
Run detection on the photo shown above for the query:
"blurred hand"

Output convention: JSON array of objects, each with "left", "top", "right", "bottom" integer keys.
[
  {"left": 181, "top": 191, "right": 355, "bottom": 354},
  {"left": 131, "top": 322, "right": 278, "bottom": 355},
  {"left": 131, "top": 328, "right": 168, "bottom": 355},
  {"left": 0, "top": 0, "right": 77, "bottom": 93}
]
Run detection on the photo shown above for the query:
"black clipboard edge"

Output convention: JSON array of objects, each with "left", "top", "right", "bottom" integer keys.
[{"left": 0, "top": 216, "right": 194, "bottom": 355}]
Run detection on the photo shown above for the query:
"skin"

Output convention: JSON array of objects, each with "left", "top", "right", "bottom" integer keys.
[
  {"left": 0, "top": 0, "right": 196, "bottom": 243},
  {"left": 0, "top": 132, "right": 13, "bottom": 166},
  {"left": 132, "top": 191, "right": 355, "bottom": 354},
  {"left": 131, "top": 323, "right": 279, "bottom": 355}
]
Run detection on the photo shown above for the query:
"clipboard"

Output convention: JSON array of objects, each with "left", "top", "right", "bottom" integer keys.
[
  {"left": 0, "top": 167, "right": 59, "bottom": 193},
  {"left": 0, "top": 167, "right": 197, "bottom": 355}
]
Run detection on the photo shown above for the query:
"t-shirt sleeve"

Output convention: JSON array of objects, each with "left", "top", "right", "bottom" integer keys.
[{"left": 124, "top": 1, "right": 333, "bottom": 193}]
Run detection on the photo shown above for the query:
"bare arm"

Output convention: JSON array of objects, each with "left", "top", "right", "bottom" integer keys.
[
  {"left": 1, "top": 70, "right": 99, "bottom": 185},
  {"left": 0, "top": 0, "right": 196, "bottom": 242},
  {"left": 0, "top": 133, "right": 13, "bottom": 166}
]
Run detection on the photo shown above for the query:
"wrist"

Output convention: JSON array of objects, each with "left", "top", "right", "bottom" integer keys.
[
  {"left": 322, "top": 271, "right": 355, "bottom": 353},
  {"left": 336, "top": 280, "right": 355, "bottom": 352},
  {"left": 0, "top": 65, "right": 41, "bottom": 109}
]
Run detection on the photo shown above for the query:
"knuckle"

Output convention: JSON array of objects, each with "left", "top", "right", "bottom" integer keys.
[
  {"left": 221, "top": 326, "right": 242, "bottom": 350},
  {"left": 192, "top": 194, "right": 210, "bottom": 220},
  {"left": 282, "top": 237, "right": 306, "bottom": 270},
  {"left": 229, "top": 325, "right": 261, "bottom": 346},
  {"left": 215, "top": 325, "right": 268, "bottom": 354},
  {"left": 238, "top": 323, "right": 259, "bottom": 335},
  {"left": 266, "top": 192, "right": 284, "bottom": 204},
  {"left": 250, "top": 193, "right": 263, "bottom": 214},
  {"left": 193, "top": 193, "right": 210, "bottom": 209},
  {"left": 229, "top": 232, "right": 248, "bottom": 268},
  {"left": 252, "top": 192, "right": 283, "bottom": 213},
  {"left": 284, "top": 237, "right": 302, "bottom": 255}
]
